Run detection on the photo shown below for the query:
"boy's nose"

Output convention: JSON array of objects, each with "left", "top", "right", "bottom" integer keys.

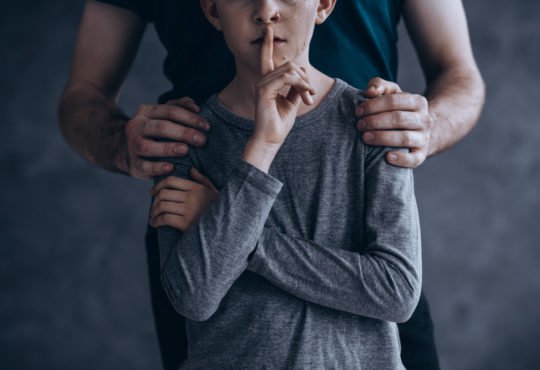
[{"left": 253, "top": 1, "right": 281, "bottom": 24}]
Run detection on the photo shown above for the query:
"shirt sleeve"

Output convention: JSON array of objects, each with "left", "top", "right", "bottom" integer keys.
[
  {"left": 154, "top": 158, "right": 283, "bottom": 322},
  {"left": 246, "top": 145, "right": 422, "bottom": 323},
  {"left": 94, "top": 0, "right": 153, "bottom": 22}
]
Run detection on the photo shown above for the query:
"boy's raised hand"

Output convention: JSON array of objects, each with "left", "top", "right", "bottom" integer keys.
[{"left": 253, "top": 25, "right": 316, "bottom": 147}]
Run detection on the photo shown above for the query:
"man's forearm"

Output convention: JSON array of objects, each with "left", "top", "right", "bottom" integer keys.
[
  {"left": 425, "top": 65, "right": 485, "bottom": 157},
  {"left": 58, "top": 83, "right": 129, "bottom": 174}
]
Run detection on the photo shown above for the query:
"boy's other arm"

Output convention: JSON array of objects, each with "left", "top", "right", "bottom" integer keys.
[
  {"left": 155, "top": 159, "right": 283, "bottom": 322},
  {"left": 356, "top": 0, "right": 485, "bottom": 168},
  {"left": 152, "top": 152, "right": 420, "bottom": 322},
  {"left": 58, "top": 0, "right": 208, "bottom": 178},
  {"left": 247, "top": 147, "right": 422, "bottom": 323}
]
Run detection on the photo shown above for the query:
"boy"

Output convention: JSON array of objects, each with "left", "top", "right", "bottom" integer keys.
[{"left": 150, "top": 0, "right": 421, "bottom": 368}]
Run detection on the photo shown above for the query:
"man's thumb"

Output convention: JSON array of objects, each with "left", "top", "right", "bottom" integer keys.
[{"left": 364, "top": 83, "right": 382, "bottom": 98}]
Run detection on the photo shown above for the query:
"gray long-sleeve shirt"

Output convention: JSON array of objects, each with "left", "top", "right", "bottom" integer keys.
[{"left": 154, "top": 78, "right": 422, "bottom": 369}]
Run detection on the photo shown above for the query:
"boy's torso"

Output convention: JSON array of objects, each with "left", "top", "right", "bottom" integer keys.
[{"left": 175, "top": 79, "right": 405, "bottom": 369}]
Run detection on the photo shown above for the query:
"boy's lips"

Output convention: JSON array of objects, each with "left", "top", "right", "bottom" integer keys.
[{"left": 251, "top": 36, "right": 287, "bottom": 44}]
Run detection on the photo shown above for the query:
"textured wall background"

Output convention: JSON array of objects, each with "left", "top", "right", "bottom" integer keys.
[{"left": 1, "top": 1, "right": 539, "bottom": 369}]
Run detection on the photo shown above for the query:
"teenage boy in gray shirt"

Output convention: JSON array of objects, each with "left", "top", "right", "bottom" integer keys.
[{"left": 150, "top": 0, "right": 420, "bottom": 368}]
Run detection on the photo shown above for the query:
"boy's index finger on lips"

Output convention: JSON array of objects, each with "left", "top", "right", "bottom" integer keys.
[{"left": 260, "top": 25, "right": 274, "bottom": 75}]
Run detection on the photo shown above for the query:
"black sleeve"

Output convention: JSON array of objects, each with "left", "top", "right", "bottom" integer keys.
[{"left": 94, "top": 0, "right": 153, "bottom": 22}]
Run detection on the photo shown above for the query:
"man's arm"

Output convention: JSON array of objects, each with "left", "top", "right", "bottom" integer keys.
[
  {"left": 405, "top": 0, "right": 485, "bottom": 157},
  {"left": 58, "top": 0, "right": 208, "bottom": 178},
  {"left": 357, "top": 0, "right": 485, "bottom": 168}
]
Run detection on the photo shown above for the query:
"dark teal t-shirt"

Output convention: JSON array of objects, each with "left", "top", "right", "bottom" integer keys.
[{"left": 97, "top": 0, "right": 403, "bottom": 104}]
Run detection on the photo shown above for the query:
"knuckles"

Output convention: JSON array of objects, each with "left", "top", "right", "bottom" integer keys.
[
  {"left": 134, "top": 136, "right": 147, "bottom": 155},
  {"left": 416, "top": 95, "right": 428, "bottom": 111},
  {"left": 370, "top": 77, "right": 384, "bottom": 85},
  {"left": 401, "top": 131, "right": 413, "bottom": 147},
  {"left": 423, "top": 114, "right": 434, "bottom": 130},
  {"left": 137, "top": 104, "right": 150, "bottom": 114}
]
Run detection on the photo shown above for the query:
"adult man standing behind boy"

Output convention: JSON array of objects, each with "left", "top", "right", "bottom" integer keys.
[{"left": 58, "top": 0, "right": 485, "bottom": 369}]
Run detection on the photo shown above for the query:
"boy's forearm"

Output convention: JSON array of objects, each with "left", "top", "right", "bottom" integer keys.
[
  {"left": 247, "top": 222, "right": 420, "bottom": 323},
  {"left": 58, "top": 83, "right": 129, "bottom": 174},
  {"left": 159, "top": 159, "right": 283, "bottom": 321},
  {"left": 242, "top": 138, "right": 281, "bottom": 174},
  {"left": 426, "top": 66, "right": 486, "bottom": 157},
  {"left": 247, "top": 147, "right": 421, "bottom": 323}
]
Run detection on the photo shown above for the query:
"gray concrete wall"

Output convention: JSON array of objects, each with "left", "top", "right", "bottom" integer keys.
[{"left": 1, "top": 1, "right": 539, "bottom": 369}]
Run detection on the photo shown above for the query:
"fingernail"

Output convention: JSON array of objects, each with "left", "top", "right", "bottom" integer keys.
[
  {"left": 199, "top": 120, "right": 210, "bottom": 131},
  {"left": 194, "top": 134, "right": 205, "bottom": 145},
  {"left": 356, "top": 107, "right": 364, "bottom": 116},
  {"left": 357, "top": 120, "right": 366, "bottom": 129},
  {"left": 174, "top": 145, "right": 185, "bottom": 155},
  {"left": 364, "top": 133, "right": 374, "bottom": 142},
  {"left": 163, "top": 164, "right": 172, "bottom": 171},
  {"left": 389, "top": 153, "right": 398, "bottom": 161}
]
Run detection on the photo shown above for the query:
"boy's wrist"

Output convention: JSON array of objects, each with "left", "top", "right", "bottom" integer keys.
[{"left": 242, "top": 138, "right": 281, "bottom": 174}]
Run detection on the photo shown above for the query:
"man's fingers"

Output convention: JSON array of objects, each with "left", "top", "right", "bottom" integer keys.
[
  {"left": 362, "top": 130, "right": 426, "bottom": 149},
  {"left": 142, "top": 119, "right": 207, "bottom": 147},
  {"left": 166, "top": 96, "right": 200, "bottom": 113},
  {"left": 133, "top": 137, "right": 189, "bottom": 158},
  {"left": 386, "top": 148, "right": 426, "bottom": 169},
  {"left": 260, "top": 25, "right": 274, "bottom": 75},
  {"left": 145, "top": 104, "right": 210, "bottom": 131},
  {"left": 355, "top": 93, "right": 427, "bottom": 117},
  {"left": 356, "top": 111, "right": 425, "bottom": 131},
  {"left": 364, "top": 77, "right": 402, "bottom": 97},
  {"left": 129, "top": 159, "right": 174, "bottom": 179}
]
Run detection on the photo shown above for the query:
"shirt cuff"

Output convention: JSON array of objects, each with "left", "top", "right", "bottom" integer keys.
[{"left": 231, "top": 159, "right": 283, "bottom": 197}]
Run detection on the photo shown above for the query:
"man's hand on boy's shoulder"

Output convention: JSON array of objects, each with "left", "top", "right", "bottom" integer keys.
[
  {"left": 355, "top": 77, "right": 433, "bottom": 169},
  {"left": 122, "top": 97, "right": 211, "bottom": 179}
]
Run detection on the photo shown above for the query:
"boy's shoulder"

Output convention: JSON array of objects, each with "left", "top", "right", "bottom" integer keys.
[
  {"left": 338, "top": 79, "right": 368, "bottom": 104},
  {"left": 330, "top": 78, "right": 368, "bottom": 119}
]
